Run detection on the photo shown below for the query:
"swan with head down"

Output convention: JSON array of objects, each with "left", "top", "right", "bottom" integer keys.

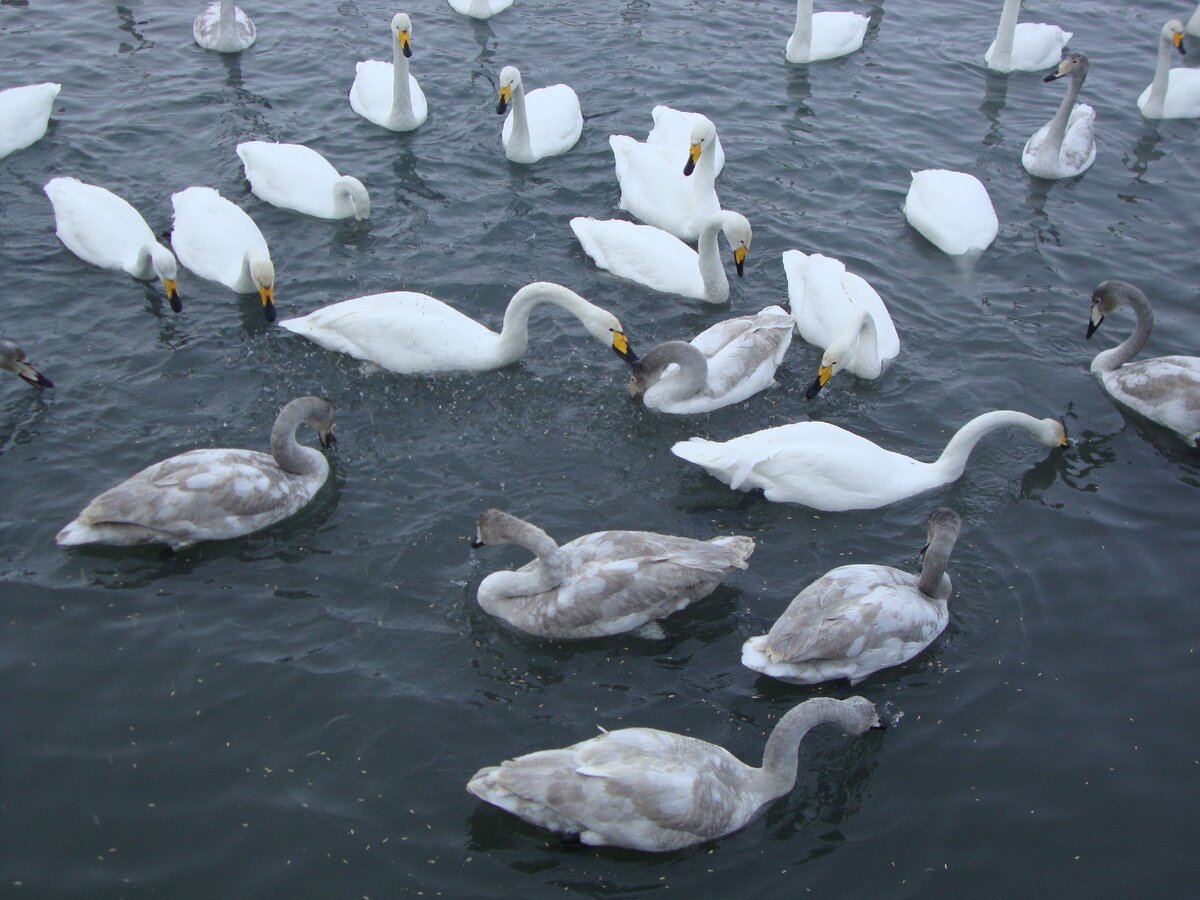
[
  {"left": 1, "top": 340, "right": 53, "bottom": 390},
  {"left": 0, "top": 83, "right": 60, "bottom": 159},
  {"left": 236, "top": 141, "right": 370, "bottom": 221}
]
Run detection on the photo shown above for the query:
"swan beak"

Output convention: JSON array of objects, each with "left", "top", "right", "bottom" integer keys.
[
  {"left": 319, "top": 428, "right": 336, "bottom": 449},
  {"left": 470, "top": 533, "right": 485, "bottom": 549},
  {"left": 1173, "top": 31, "right": 1186, "bottom": 54},
  {"left": 17, "top": 361, "right": 53, "bottom": 390},
  {"left": 805, "top": 364, "right": 833, "bottom": 399},
  {"left": 497, "top": 85, "right": 511, "bottom": 115},
  {"left": 1058, "top": 419, "right": 1070, "bottom": 448},
  {"left": 259, "top": 284, "right": 276, "bottom": 323},
  {"left": 611, "top": 329, "right": 636, "bottom": 363},
  {"left": 733, "top": 245, "right": 747, "bottom": 277},
  {"left": 1043, "top": 61, "right": 1067, "bottom": 82},
  {"left": 398, "top": 30, "right": 413, "bottom": 58},
  {"left": 162, "top": 277, "right": 182, "bottom": 313},
  {"left": 1086, "top": 306, "right": 1103, "bottom": 339},
  {"left": 683, "top": 142, "right": 701, "bottom": 176}
]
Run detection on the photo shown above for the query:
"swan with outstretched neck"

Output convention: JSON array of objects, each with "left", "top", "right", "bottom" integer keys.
[
  {"left": 350, "top": 12, "right": 427, "bottom": 132},
  {"left": 496, "top": 66, "right": 582, "bottom": 163},
  {"left": 785, "top": 0, "right": 868, "bottom": 64},
  {"left": 1, "top": 340, "right": 53, "bottom": 390},
  {"left": 193, "top": 0, "right": 256, "bottom": 52},
  {"left": 468, "top": 695, "right": 878, "bottom": 851},
  {"left": 1138, "top": 20, "right": 1200, "bottom": 119},
  {"left": 985, "top": 0, "right": 1072, "bottom": 73},
  {"left": 1022, "top": 53, "right": 1096, "bottom": 180}
]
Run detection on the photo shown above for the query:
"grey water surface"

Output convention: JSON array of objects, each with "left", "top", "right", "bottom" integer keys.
[{"left": 2, "top": 0, "right": 1197, "bottom": 896}]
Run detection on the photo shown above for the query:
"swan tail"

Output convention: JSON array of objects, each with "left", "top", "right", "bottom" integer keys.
[{"left": 672, "top": 438, "right": 757, "bottom": 490}]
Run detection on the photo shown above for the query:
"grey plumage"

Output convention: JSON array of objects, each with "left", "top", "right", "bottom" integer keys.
[{"left": 0, "top": 339, "right": 53, "bottom": 390}]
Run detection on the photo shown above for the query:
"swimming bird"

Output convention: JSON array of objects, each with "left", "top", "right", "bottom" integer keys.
[
  {"left": 672, "top": 410, "right": 1067, "bottom": 511},
  {"left": 1022, "top": 52, "right": 1096, "bottom": 180},
  {"left": 985, "top": 0, "right": 1072, "bottom": 74},
  {"left": 0, "top": 340, "right": 53, "bottom": 390},
  {"left": 903, "top": 170, "right": 998, "bottom": 256},
  {"left": 56, "top": 397, "right": 335, "bottom": 551},
  {"left": 448, "top": 0, "right": 513, "bottom": 19},
  {"left": 743, "top": 508, "right": 962, "bottom": 685},
  {"left": 0, "top": 83, "right": 61, "bottom": 160},
  {"left": 1138, "top": 20, "right": 1200, "bottom": 119},
  {"left": 625, "top": 307, "right": 794, "bottom": 414},
  {"left": 469, "top": 509, "right": 753, "bottom": 639},
  {"left": 44, "top": 177, "right": 181, "bottom": 311},
  {"left": 496, "top": 66, "right": 582, "bottom": 163},
  {"left": 279, "top": 282, "right": 632, "bottom": 374},
  {"left": 350, "top": 12, "right": 427, "bottom": 132},
  {"left": 785, "top": 0, "right": 869, "bottom": 64},
  {"left": 170, "top": 186, "right": 275, "bottom": 321},
  {"left": 1087, "top": 280, "right": 1200, "bottom": 447},
  {"left": 236, "top": 141, "right": 370, "bottom": 221},
  {"left": 467, "top": 695, "right": 878, "bottom": 851},
  {"left": 639, "top": 105, "right": 725, "bottom": 175},
  {"left": 570, "top": 210, "right": 751, "bottom": 303},
  {"left": 193, "top": 0, "right": 256, "bottom": 53}
]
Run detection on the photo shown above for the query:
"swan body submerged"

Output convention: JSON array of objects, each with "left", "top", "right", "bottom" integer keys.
[
  {"left": 0, "top": 339, "right": 53, "bottom": 390},
  {"left": 785, "top": 0, "right": 869, "bottom": 64},
  {"left": 1138, "top": 20, "right": 1200, "bottom": 119},
  {"left": 56, "top": 397, "right": 336, "bottom": 550},
  {"left": 743, "top": 508, "right": 962, "bottom": 685},
  {"left": 350, "top": 12, "right": 427, "bottom": 132},
  {"left": 193, "top": 0, "right": 256, "bottom": 53},
  {"left": 44, "top": 177, "right": 182, "bottom": 311},
  {"left": 468, "top": 695, "right": 878, "bottom": 851},
  {"left": 469, "top": 509, "right": 753, "bottom": 639},
  {"left": 0, "top": 83, "right": 61, "bottom": 159},
  {"left": 236, "top": 141, "right": 370, "bottom": 221},
  {"left": 672, "top": 410, "right": 1068, "bottom": 511},
  {"left": 1022, "top": 53, "right": 1096, "bottom": 180},
  {"left": 496, "top": 66, "right": 582, "bottom": 163},
  {"left": 448, "top": 0, "right": 512, "bottom": 19},
  {"left": 279, "top": 282, "right": 632, "bottom": 374},
  {"left": 903, "top": 170, "right": 998, "bottom": 256},
  {"left": 1087, "top": 280, "right": 1200, "bottom": 447},
  {"left": 985, "top": 0, "right": 1072, "bottom": 73}
]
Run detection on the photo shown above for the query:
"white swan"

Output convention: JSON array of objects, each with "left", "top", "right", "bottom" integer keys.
[
  {"left": 0, "top": 83, "right": 61, "bottom": 160},
  {"left": 469, "top": 509, "right": 753, "bottom": 640},
  {"left": 1087, "top": 280, "right": 1200, "bottom": 447},
  {"left": 671, "top": 410, "right": 1068, "bottom": 511},
  {"left": 570, "top": 210, "right": 751, "bottom": 303},
  {"left": 610, "top": 116, "right": 722, "bottom": 242},
  {"left": 350, "top": 12, "right": 427, "bottom": 132},
  {"left": 1022, "top": 53, "right": 1096, "bottom": 180},
  {"left": 44, "top": 177, "right": 182, "bottom": 311},
  {"left": 782, "top": 250, "right": 899, "bottom": 397},
  {"left": 467, "top": 695, "right": 878, "bottom": 851},
  {"left": 642, "top": 105, "right": 725, "bottom": 175},
  {"left": 985, "top": 0, "right": 1072, "bottom": 73},
  {"left": 743, "top": 508, "right": 962, "bottom": 685},
  {"left": 625, "top": 306, "right": 794, "bottom": 414},
  {"left": 0, "top": 339, "right": 53, "bottom": 390},
  {"left": 56, "top": 397, "right": 335, "bottom": 551},
  {"left": 1138, "top": 20, "right": 1200, "bottom": 119},
  {"left": 785, "top": 0, "right": 869, "bottom": 64},
  {"left": 903, "top": 169, "right": 998, "bottom": 256},
  {"left": 170, "top": 186, "right": 276, "bottom": 321},
  {"left": 448, "top": 0, "right": 513, "bottom": 21},
  {"left": 236, "top": 141, "right": 370, "bottom": 221},
  {"left": 279, "top": 282, "right": 632, "bottom": 374},
  {"left": 496, "top": 66, "right": 582, "bottom": 163},
  {"left": 193, "top": 0, "right": 256, "bottom": 53},
  {"left": 1189, "top": 5, "right": 1200, "bottom": 39}
]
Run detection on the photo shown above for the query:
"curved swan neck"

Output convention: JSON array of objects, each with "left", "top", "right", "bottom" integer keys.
[
  {"left": 832, "top": 309, "right": 880, "bottom": 377},
  {"left": 507, "top": 79, "right": 533, "bottom": 159},
  {"left": 917, "top": 519, "right": 961, "bottom": 598},
  {"left": 495, "top": 283, "right": 596, "bottom": 363},
  {"left": 790, "top": 0, "right": 814, "bottom": 56},
  {"left": 637, "top": 341, "right": 709, "bottom": 404},
  {"left": 1092, "top": 284, "right": 1153, "bottom": 373},
  {"left": 270, "top": 398, "right": 328, "bottom": 476},
  {"left": 696, "top": 213, "right": 737, "bottom": 301},
  {"left": 992, "top": 0, "right": 1022, "bottom": 69},
  {"left": 933, "top": 411, "right": 1044, "bottom": 479},
  {"left": 333, "top": 177, "right": 370, "bottom": 220},
  {"left": 479, "top": 513, "right": 565, "bottom": 599},
  {"left": 1146, "top": 30, "right": 1174, "bottom": 117},
  {"left": 758, "top": 698, "right": 866, "bottom": 799},
  {"left": 1043, "top": 67, "right": 1085, "bottom": 156},
  {"left": 132, "top": 244, "right": 156, "bottom": 280}
]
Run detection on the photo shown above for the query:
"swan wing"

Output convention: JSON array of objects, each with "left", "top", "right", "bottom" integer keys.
[
  {"left": 570, "top": 217, "right": 704, "bottom": 297},
  {"left": 609, "top": 135, "right": 703, "bottom": 240},
  {"left": 688, "top": 308, "right": 794, "bottom": 405},
  {"left": 0, "top": 82, "right": 60, "bottom": 158},
  {"left": 903, "top": 170, "right": 998, "bottom": 256},
  {"left": 809, "top": 11, "right": 869, "bottom": 61},
  {"left": 783, "top": 250, "right": 856, "bottom": 347},
  {"left": 45, "top": 177, "right": 159, "bottom": 274},
  {"left": 171, "top": 187, "right": 268, "bottom": 290},
  {"left": 236, "top": 142, "right": 342, "bottom": 216},
  {"left": 522, "top": 84, "right": 583, "bottom": 158},
  {"left": 1102, "top": 356, "right": 1200, "bottom": 445}
]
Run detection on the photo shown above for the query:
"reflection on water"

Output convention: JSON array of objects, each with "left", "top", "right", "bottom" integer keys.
[
  {"left": 469, "top": 18, "right": 495, "bottom": 64},
  {"left": 786, "top": 68, "right": 814, "bottom": 127},
  {"left": 114, "top": 3, "right": 152, "bottom": 54},
  {"left": 1124, "top": 124, "right": 1164, "bottom": 179},
  {"left": 979, "top": 71, "right": 1008, "bottom": 147}
]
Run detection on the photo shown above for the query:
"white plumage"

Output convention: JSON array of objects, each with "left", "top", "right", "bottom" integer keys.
[
  {"left": 984, "top": 0, "right": 1072, "bottom": 73},
  {"left": 1138, "top": 20, "right": 1200, "bottom": 119},
  {"left": 350, "top": 13, "right": 427, "bottom": 132},
  {"left": 448, "top": 0, "right": 513, "bottom": 19},
  {"left": 193, "top": 0, "right": 256, "bottom": 53},
  {"left": 236, "top": 141, "right": 370, "bottom": 221},
  {"left": 0, "top": 83, "right": 60, "bottom": 159},
  {"left": 496, "top": 66, "right": 582, "bottom": 163},
  {"left": 785, "top": 0, "right": 869, "bottom": 64},
  {"left": 903, "top": 169, "right": 998, "bottom": 256}
]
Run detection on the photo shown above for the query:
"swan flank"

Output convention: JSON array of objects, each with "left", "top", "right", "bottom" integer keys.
[
  {"left": 985, "top": 0, "right": 1072, "bottom": 73},
  {"left": 782, "top": 250, "right": 899, "bottom": 397},
  {"left": 236, "top": 141, "right": 370, "bottom": 221},
  {"left": 170, "top": 186, "right": 276, "bottom": 321},
  {"left": 785, "top": 0, "right": 869, "bottom": 64},
  {"left": 350, "top": 12, "right": 427, "bottom": 132},
  {"left": 193, "top": 0, "right": 256, "bottom": 53},
  {"left": 279, "top": 282, "right": 632, "bottom": 374},
  {"left": 469, "top": 509, "right": 753, "bottom": 639},
  {"left": 467, "top": 695, "right": 878, "bottom": 851},
  {"left": 448, "top": 0, "right": 513, "bottom": 19},
  {"left": 1087, "top": 280, "right": 1200, "bottom": 447},
  {"left": 570, "top": 210, "right": 751, "bottom": 303},
  {"left": 1138, "top": 20, "right": 1200, "bottom": 119},
  {"left": 903, "top": 170, "right": 998, "bottom": 256},
  {"left": 1022, "top": 53, "right": 1096, "bottom": 180},
  {"left": 496, "top": 66, "right": 582, "bottom": 163},
  {"left": 743, "top": 508, "right": 962, "bottom": 685},
  {"left": 671, "top": 410, "right": 1068, "bottom": 511},
  {"left": 625, "top": 306, "right": 794, "bottom": 414},
  {"left": 0, "top": 83, "right": 61, "bottom": 160},
  {"left": 56, "top": 397, "right": 336, "bottom": 551},
  {"left": 0, "top": 339, "right": 53, "bottom": 390},
  {"left": 44, "top": 177, "right": 182, "bottom": 311}
]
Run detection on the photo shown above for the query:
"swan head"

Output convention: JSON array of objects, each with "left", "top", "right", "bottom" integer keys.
[
  {"left": 248, "top": 251, "right": 276, "bottom": 322},
  {"left": 804, "top": 310, "right": 870, "bottom": 399},
  {"left": 923, "top": 507, "right": 963, "bottom": 551},
  {"left": 1035, "top": 417, "right": 1070, "bottom": 449},
  {"left": 683, "top": 120, "right": 717, "bottom": 177},
  {"left": 0, "top": 339, "right": 53, "bottom": 390},
  {"left": 1162, "top": 20, "right": 1186, "bottom": 54},
  {"left": 497, "top": 65, "right": 522, "bottom": 114},
  {"left": 298, "top": 396, "right": 337, "bottom": 448},
  {"left": 471, "top": 508, "right": 523, "bottom": 548},
  {"left": 150, "top": 244, "right": 182, "bottom": 312},
  {"left": 392, "top": 13, "right": 413, "bottom": 58},
  {"left": 335, "top": 176, "right": 371, "bottom": 221},
  {"left": 1044, "top": 52, "right": 1088, "bottom": 83},
  {"left": 582, "top": 308, "right": 633, "bottom": 363},
  {"left": 835, "top": 696, "right": 882, "bottom": 734},
  {"left": 1087, "top": 279, "right": 1144, "bottom": 339},
  {"left": 721, "top": 212, "right": 752, "bottom": 277}
]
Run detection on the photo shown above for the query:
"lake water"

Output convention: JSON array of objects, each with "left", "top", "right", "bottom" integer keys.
[{"left": 2, "top": 0, "right": 1197, "bottom": 895}]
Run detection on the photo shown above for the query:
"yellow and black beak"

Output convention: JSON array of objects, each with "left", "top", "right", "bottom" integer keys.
[
  {"left": 259, "top": 284, "right": 276, "bottom": 323},
  {"left": 17, "top": 360, "right": 53, "bottom": 390},
  {"left": 1043, "top": 60, "right": 1068, "bottom": 83},
  {"left": 733, "top": 245, "right": 747, "bottom": 277},
  {"left": 1173, "top": 31, "right": 1186, "bottom": 54},
  {"left": 611, "top": 329, "right": 637, "bottom": 364},
  {"left": 497, "top": 85, "right": 511, "bottom": 115},
  {"left": 398, "top": 29, "right": 412, "bottom": 58},
  {"left": 1086, "top": 304, "right": 1103, "bottom": 339},
  {"left": 1058, "top": 419, "right": 1070, "bottom": 448},
  {"left": 804, "top": 363, "right": 832, "bottom": 399},
  {"left": 683, "top": 141, "right": 702, "bottom": 176},
  {"left": 162, "top": 277, "right": 181, "bottom": 313}
]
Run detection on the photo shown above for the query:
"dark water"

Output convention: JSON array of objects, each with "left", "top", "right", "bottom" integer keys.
[{"left": 2, "top": 0, "right": 1197, "bottom": 895}]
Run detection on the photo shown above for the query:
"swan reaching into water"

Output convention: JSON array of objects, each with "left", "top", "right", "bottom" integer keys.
[
  {"left": 903, "top": 170, "right": 998, "bottom": 256},
  {"left": 236, "top": 142, "right": 370, "bottom": 221},
  {"left": 570, "top": 210, "right": 751, "bottom": 303},
  {"left": 1086, "top": 280, "right": 1200, "bottom": 447},
  {"left": 782, "top": 250, "right": 899, "bottom": 397},
  {"left": 743, "top": 508, "right": 962, "bottom": 685},
  {"left": 194, "top": 0, "right": 256, "bottom": 52},
  {"left": 1022, "top": 53, "right": 1095, "bottom": 180},
  {"left": 56, "top": 397, "right": 336, "bottom": 551},
  {"left": 672, "top": 410, "right": 1068, "bottom": 511},
  {"left": 496, "top": 66, "right": 582, "bottom": 163},
  {"left": 350, "top": 12, "right": 427, "bottom": 132},
  {"left": 469, "top": 509, "right": 753, "bottom": 640},
  {"left": 0, "top": 83, "right": 61, "bottom": 160},
  {"left": 785, "top": 0, "right": 869, "bottom": 64},
  {"left": 45, "top": 177, "right": 182, "bottom": 311},
  {"left": 985, "top": 0, "right": 1072, "bottom": 73},
  {"left": 279, "top": 282, "right": 632, "bottom": 374},
  {"left": 448, "top": 0, "right": 512, "bottom": 18},
  {"left": 625, "top": 306, "right": 794, "bottom": 414},
  {"left": 170, "top": 186, "right": 276, "bottom": 321},
  {"left": 467, "top": 695, "right": 878, "bottom": 851},
  {"left": 0, "top": 340, "right": 53, "bottom": 390},
  {"left": 1138, "top": 20, "right": 1200, "bottom": 119}
]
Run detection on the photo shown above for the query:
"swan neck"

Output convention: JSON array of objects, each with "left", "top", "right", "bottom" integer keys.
[
  {"left": 507, "top": 81, "right": 533, "bottom": 157},
  {"left": 495, "top": 283, "right": 592, "bottom": 364},
  {"left": 1043, "top": 69, "right": 1084, "bottom": 154},
  {"left": 759, "top": 699, "right": 855, "bottom": 799},
  {"left": 791, "top": 0, "right": 814, "bottom": 53},
  {"left": 917, "top": 528, "right": 958, "bottom": 598},
  {"left": 1092, "top": 288, "right": 1153, "bottom": 373},
  {"left": 696, "top": 216, "right": 730, "bottom": 300},
  {"left": 132, "top": 244, "right": 154, "bottom": 280},
  {"left": 992, "top": 0, "right": 1021, "bottom": 67},
  {"left": 270, "top": 399, "right": 326, "bottom": 476},
  {"left": 481, "top": 519, "right": 565, "bottom": 600},
  {"left": 640, "top": 342, "right": 709, "bottom": 405},
  {"left": 841, "top": 310, "right": 880, "bottom": 377},
  {"left": 1147, "top": 33, "right": 1173, "bottom": 115},
  {"left": 392, "top": 34, "right": 412, "bottom": 115},
  {"left": 934, "top": 411, "right": 1041, "bottom": 479}
]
